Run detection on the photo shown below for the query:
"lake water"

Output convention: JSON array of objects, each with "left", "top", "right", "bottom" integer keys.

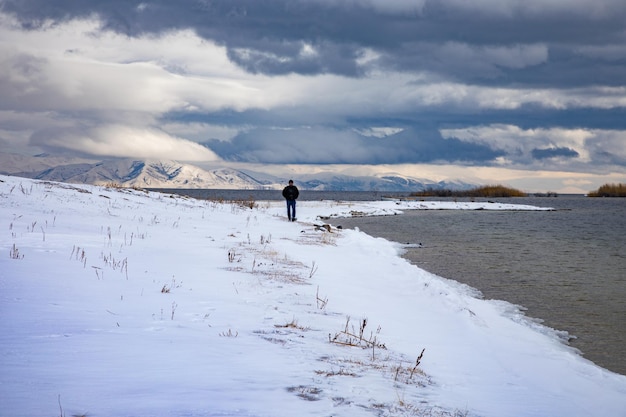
[{"left": 156, "top": 189, "right": 626, "bottom": 375}]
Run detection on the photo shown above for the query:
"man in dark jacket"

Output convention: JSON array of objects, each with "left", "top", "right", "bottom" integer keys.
[{"left": 282, "top": 180, "right": 299, "bottom": 221}]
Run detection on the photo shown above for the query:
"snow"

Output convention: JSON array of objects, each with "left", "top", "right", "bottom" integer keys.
[{"left": 1, "top": 174, "right": 625, "bottom": 417}]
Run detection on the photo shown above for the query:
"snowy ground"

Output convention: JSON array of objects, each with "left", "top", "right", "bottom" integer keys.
[{"left": 1, "top": 174, "right": 625, "bottom": 417}]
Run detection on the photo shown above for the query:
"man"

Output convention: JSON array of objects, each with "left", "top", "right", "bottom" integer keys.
[{"left": 282, "top": 179, "right": 299, "bottom": 221}]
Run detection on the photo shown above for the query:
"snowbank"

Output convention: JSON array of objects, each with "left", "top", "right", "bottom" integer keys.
[{"left": 1, "top": 175, "right": 624, "bottom": 417}]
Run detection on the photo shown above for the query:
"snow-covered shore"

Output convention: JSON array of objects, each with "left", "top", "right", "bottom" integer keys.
[{"left": 1, "top": 175, "right": 625, "bottom": 417}]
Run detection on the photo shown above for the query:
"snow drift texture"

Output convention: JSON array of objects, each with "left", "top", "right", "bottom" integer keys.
[{"left": 1, "top": 174, "right": 625, "bottom": 417}]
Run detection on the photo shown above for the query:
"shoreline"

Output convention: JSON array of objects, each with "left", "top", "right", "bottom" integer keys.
[{"left": 333, "top": 202, "right": 626, "bottom": 376}]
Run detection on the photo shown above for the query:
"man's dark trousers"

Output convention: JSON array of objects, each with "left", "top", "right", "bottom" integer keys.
[{"left": 286, "top": 199, "right": 296, "bottom": 220}]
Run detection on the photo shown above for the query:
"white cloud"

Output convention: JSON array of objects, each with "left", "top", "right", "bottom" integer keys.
[
  {"left": 353, "top": 127, "right": 405, "bottom": 138},
  {"left": 160, "top": 122, "right": 242, "bottom": 143},
  {"left": 299, "top": 42, "right": 319, "bottom": 58},
  {"left": 0, "top": 18, "right": 271, "bottom": 113},
  {"left": 586, "top": 130, "right": 626, "bottom": 161},
  {"left": 32, "top": 124, "right": 220, "bottom": 161},
  {"left": 440, "top": 124, "right": 594, "bottom": 161}
]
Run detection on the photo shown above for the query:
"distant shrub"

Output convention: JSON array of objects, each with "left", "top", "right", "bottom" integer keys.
[
  {"left": 411, "top": 184, "right": 527, "bottom": 198},
  {"left": 232, "top": 196, "right": 257, "bottom": 209},
  {"left": 104, "top": 181, "right": 123, "bottom": 189},
  {"left": 467, "top": 185, "right": 527, "bottom": 197},
  {"left": 588, "top": 183, "right": 626, "bottom": 197}
]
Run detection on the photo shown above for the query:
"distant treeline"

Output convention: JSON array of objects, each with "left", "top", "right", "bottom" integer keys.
[
  {"left": 411, "top": 185, "right": 530, "bottom": 198},
  {"left": 587, "top": 183, "right": 626, "bottom": 197}
]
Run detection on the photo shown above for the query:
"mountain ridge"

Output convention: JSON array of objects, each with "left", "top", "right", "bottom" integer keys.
[{"left": 0, "top": 152, "right": 473, "bottom": 192}]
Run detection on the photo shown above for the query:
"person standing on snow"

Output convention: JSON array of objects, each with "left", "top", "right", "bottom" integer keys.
[{"left": 282, "top": 179, "right": 299, "bottom": 221}]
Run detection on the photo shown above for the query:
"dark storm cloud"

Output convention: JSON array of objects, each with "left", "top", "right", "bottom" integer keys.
[
  {"left": 205, "top": 125, "right": 502, "bottom": 164},
  {"left": 167, "top": 101, "right": 626, "bottom": 168},
  {"left": 4, "top": 0, "right": 626, "bottom": 85},
  {"left": 531, "top": 147, "right": 579, "bottom": 160}
]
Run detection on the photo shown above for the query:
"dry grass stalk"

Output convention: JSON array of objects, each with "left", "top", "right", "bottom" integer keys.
[
  {"left": 316, "top": 286, "right": 329, "bottom": 310},
  {"left": 10, "top": 244, "right": 24, "bottom": 260},
  {"left": 329, "top": 316, "right": 386, "bottom": 351},
  {"left": 219, "top": 329, "right": 239, "bottom": 338},
  {"left": 274, "top": 317, "right": 310, "bottom": 331}
]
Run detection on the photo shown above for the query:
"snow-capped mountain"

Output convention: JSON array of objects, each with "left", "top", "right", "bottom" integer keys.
[
  {"left": 35, "top": 159, "right": 272, "bottom": 189},
  {"left": 0, "top": 153, "right": 98, "bottom": 175},
  {"left": 292, "top": 172, "right": 468, "bottom": 192},
  {"left": 0, "top": 152, "right": 473, "bottom": 191},
  {"left": 1, "top": 154, "right": 274, "bottom": 189}
]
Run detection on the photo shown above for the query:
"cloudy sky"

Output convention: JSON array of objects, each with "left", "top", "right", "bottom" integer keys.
[{"left": 1, "top": 0, "right": 626, "bottom": 192}]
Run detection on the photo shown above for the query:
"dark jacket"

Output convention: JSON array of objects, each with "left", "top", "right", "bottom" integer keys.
[{"left": 282, "top": 185, "right": 299, "bottom": 200}]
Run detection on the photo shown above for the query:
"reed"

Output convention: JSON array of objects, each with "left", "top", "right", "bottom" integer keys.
[
  {"left": 588, "top": 183, "right": 626, "bottom": 197},
  {"left": 411, "top": 184, "right": 527, "bottom": 198}
]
